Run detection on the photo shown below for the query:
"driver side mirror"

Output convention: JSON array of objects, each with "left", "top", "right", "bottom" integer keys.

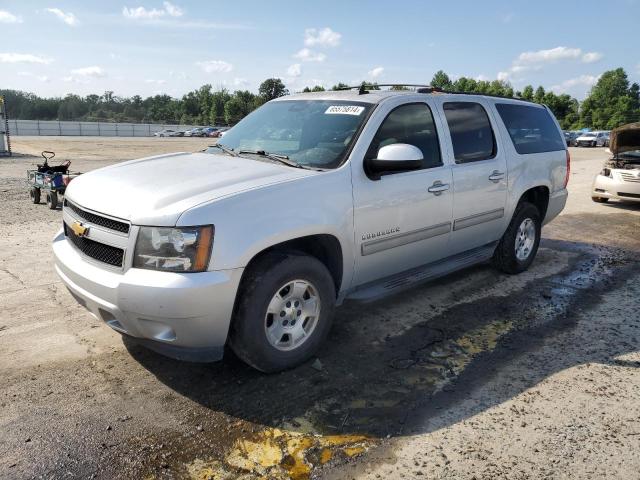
[{"left": 366, "top": 143, "right": 424, "bottom": 180}]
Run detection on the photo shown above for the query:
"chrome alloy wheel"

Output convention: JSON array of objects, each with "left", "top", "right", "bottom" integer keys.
[
  {"left": 264, "top": 279, "right": 321, "bottom": 351},
  {"left": 515, "top": 218, "right": 536, "bottom": 261}
]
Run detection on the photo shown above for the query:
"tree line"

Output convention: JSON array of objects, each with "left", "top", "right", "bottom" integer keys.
[{"left": 2, "top": 68, "right": 638, "bottom": 130}]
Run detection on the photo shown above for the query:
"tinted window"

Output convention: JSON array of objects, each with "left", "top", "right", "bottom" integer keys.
[
  {"left": 443, "top": 102, "right": 496, "bottom": 163},
  {"left": 495, "top": 103, "right": 565, "bottom": 154},
  {"left": 368, "top": 103, "right": 442, "bottom": 169}
]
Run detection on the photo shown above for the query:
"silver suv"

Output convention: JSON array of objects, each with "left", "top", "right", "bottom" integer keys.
[{"left": 53, "top": 87, "right": 569, "bottom": 372}]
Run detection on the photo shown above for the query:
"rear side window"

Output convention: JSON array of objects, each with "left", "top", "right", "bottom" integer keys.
[
  {"left": 368, "top": 103, "right": 442, "bottom": 169},
  {"left": 495, "top": 103, "right": 565, "bottom": 154},
  {"left": 443, "top": 102, "right": 496, "bottom": 163}
]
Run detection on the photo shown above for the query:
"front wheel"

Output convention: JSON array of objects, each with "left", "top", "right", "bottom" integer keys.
[
  {"left": 229, "top": 253, "right": 336, "bottom": 372},
  {"left": 592, "top": 196, "right": 609, "bottom": 203},
  {"left": 30, "top": 187, "right": 41, "bottom": 204},
  {"left": 46, "top": 191, "right": 58, "bottom": 210},
  {"left": 492, "top": 202, "right": 541, "bottom": 274}
]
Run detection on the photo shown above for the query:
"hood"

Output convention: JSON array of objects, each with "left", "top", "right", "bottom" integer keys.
[
  {"left": 65, "top": 151, "right": 316, "bottom": 225},
  {"left": 610, "top": 122, "right": 640, "bottom": 155}
]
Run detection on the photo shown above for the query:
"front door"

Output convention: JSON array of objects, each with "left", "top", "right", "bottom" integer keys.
[{"left": 351, "top": 100, "right": 453, "bottom": 287}]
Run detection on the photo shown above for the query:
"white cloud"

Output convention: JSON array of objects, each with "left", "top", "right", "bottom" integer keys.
[
  {"left": 45, "top": 8, "right": 78, "bottom": 26},
  {"left": 368, "top": 66, "right": 384, "bottom": 78},
  {"left": 196, "top": 60, "right": 233, "bottom": 73},
  {"left": 475, "top": 74, "right": 489, "bottom": 81},
  {"left": 0, "top": 10, "right": 22, "bottom": 23},
  {"left": 517, "top": 46, "right": 582, "bottom": 65},
  {"left": 233, "top": 78, "right": 248, "bottom": 87},
  {"left": 0, "top": 53, "right": 52, "bottom": 64},
  {"left": 293, "top": 48, "right": 326, "bottom": 62},
  {"left": 582, "top": 51, "right": 603, "bottom": 63},
  {"left": 304, "top": 27, "right": 341, "bottom": 47},
  {"left": 163, "top": 1, "right": 183, "bottom": 17},
  {"left": 123, "top": 2, "right": 183, "bottom": 20},
  {"left": 497, "top": 71, "right": 510, "bottom": 82},
  {"left": 551, "top": 74, "right": 600, "bottom": 93},
  {"left": 169, "top": 70, "right": 188, "bottom": 80},
  {"left": 145, "top": 78, "right": 166, "bottom": 85},
  {"left": 71, "top": 66, "right": 106, "bottom": 77},
  {"left": 287, "top": 63, "right": 302, "bottom": 77}
]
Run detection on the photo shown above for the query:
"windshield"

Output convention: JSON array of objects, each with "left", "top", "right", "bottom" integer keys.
[
  {"left": 582, "top": 132, "right": 596, "bottom": 138},
  {"left": 213, "top": 100, "right": 373, "bottom": 169}
]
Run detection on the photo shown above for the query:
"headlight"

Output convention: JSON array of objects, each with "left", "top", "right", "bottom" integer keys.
[{"left": 133, "top": 225, "right": 213, "bottom": 272}]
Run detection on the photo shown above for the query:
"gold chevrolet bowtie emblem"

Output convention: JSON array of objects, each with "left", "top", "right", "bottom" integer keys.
[{"left": 71, "top": 221, "right": 88, "bottom": 237}]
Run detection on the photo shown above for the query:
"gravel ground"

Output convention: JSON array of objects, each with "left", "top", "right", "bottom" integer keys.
[{"left": 0, "top": 138, "right": 638, "bottom": 480}]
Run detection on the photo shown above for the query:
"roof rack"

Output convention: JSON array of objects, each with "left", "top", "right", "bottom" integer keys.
[
  {"left": 336, "top": 84, "right": 444, "bottom": 95},
  {"left": 334, "top": 83, "right": 538, "bottom": 104}
]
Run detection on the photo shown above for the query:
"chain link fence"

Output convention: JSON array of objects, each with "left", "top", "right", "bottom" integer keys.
[{"left": 7, "top": 120, "right": 205, "bottom": 137}]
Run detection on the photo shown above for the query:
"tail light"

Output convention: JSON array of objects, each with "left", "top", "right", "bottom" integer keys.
[{"left": 563, "top": 149, "right": 571, "bottom": 188}]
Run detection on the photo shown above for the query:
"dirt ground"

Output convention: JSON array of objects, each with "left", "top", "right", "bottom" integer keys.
[{"left": 0, "top": 137, "right": 639, "bottom": 480}]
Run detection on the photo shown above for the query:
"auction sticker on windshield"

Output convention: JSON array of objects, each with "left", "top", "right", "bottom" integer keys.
[{"left": 325, "top": 105, "right": 365, "bottom": 115}]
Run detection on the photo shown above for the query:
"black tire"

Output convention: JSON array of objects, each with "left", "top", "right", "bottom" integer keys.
[
  {"left": 46, "top": 191, "right": 58, "bottom": 210},
  {"left": 492, "top": 202, "right": 541, "bottom": 274},
  {"left": 30, "top": 187, "right": 41, "bottom": 204},
  {"left": 229, "top": 252, "right": 336, "bottom": 373},
  {"left": 592, "top": 196, "right": 609, "bottom": 203}
]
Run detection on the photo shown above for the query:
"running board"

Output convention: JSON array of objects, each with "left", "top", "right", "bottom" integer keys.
[{"left": 345, "top": 242, "right": 498, "bottom": 303}]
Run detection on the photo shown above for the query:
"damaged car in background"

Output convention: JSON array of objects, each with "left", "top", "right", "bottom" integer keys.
[{"left": 592, "top": 122, "right": 640, "bottom": 203}]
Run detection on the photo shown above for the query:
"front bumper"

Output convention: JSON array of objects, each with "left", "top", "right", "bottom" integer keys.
[
  {"left": 592, "top": 171, "right": 640, "bottom": 202},
  {"left": 53, "top": 229, "right": 244, "bottom": 361}
]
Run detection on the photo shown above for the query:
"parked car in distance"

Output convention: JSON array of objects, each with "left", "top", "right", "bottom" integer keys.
[
  {"left": 576, "top": 131, "right": 608, "bottom": 147},
  {"left": 184, "top": 127, "right": 207, "bottom": 137},
  {"left": 210, "top": 127, "right": 230, "bottom": 138},
  {"left": 602, "top": 131, "right": 610, "bottom": 147},
  {"left": 153, "top": 129, "right": 183, "bottom": 137},
  {"left": 564, "top": 131, "right": 579, "bottom": 147},
  {"left": 202, "top": 127, "right": 218, "bottom": 137},
  {"left": 53, "top": 88, "right": 568, "bottom": 372},
  {"left": 592, "top": 122, "right": 640, "bottom": 203}
]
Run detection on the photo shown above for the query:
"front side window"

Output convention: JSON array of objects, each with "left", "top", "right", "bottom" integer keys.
[
  {"left": 367, "top": 103, "right": 442, "bottom": 169},
  {"left": 443, "top": 102, "right": 496, "bottom": 163},
  {"left": 214, "top": 100, "right": 372, "bottom": 169},
  {"left": 495, "top": 103, "right": 565, "bottom": 154}
]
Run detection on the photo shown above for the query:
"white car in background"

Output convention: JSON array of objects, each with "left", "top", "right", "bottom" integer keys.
[
  {"left": 592, "top": 123, "right": 640, "bottom": 203},
  {"left": 575, "top": 131, "right": 608, "bottom": 147}
]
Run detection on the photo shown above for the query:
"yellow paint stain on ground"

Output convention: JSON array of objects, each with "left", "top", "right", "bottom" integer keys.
[
  {"left": 320, "top": 448, "right": 333, "bottom": 464},
  {"left": 452, "top": 320, "right": 513, "bottom": 373},
  {"left": 188, "top": 429, "right": 371, "bottom": 480}
]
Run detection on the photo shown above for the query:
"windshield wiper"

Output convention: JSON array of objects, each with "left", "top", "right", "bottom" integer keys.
[
  {"left": 210, "top": 143, "right": 238, "bottom": 157},
  {"left": 238, "top": 149, "right": 306, "bottom": 169}
]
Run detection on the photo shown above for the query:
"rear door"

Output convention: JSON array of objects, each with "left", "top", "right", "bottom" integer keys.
[
  {"left": 350, "top": 98, "right": 453, "bottom": 287},
  {"left": 434, "top": 99, "right": 508, "bottom": 255}
]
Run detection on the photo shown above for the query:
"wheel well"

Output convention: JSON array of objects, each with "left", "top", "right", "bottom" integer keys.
[
  {"left": 244, "top": 234, "right": 343, "bottom": 294},
  {"left": 519, "top": 186, "right": 549, "bottom": 219}
]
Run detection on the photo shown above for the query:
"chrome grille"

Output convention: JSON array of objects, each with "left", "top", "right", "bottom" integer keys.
[
  {"left": 64, "top": 223, "right": 124, "bottom": 267},
  {"left": 620, "top": 172, "right": 640, "bottom": 183},
  {"left": 64, "top": 200, "right": 130, "bottom": 234}
]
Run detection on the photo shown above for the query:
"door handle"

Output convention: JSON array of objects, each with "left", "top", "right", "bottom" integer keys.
[
  {"left": 428, "top": 181, "right": 450, "bottom": 195},
  {"left": 489, "top": 170, "right": 505, "bottom": 183}
]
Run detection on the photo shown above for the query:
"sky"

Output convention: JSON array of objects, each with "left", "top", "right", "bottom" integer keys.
[{"left": 1, "top": 0, "right": 639, "bottom": 100}]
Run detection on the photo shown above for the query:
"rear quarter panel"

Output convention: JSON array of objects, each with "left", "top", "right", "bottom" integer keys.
[{"left": 488, "top": 100, "right": 568, "bottom": 223}]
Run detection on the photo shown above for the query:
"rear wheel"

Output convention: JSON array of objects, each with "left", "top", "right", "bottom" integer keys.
[
  {"left": 592, "top": 196, "right": 609, "bottom": 203},
  {"left": 492, "top": 202, "right": 541, "bottom": 274},
  {"left": 46, "top": 191, "right": 58, "bottom": 210},
  {"left": 229, "top": 252, "right": 336, "bottom": 372},
  {"left": 29, "top": 187, "right": 41, "bottom": 204}
]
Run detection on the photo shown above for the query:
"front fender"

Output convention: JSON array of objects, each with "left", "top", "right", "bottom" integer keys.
[{"left": 176, "top": 168, "right": 355, "bottom": 291}]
